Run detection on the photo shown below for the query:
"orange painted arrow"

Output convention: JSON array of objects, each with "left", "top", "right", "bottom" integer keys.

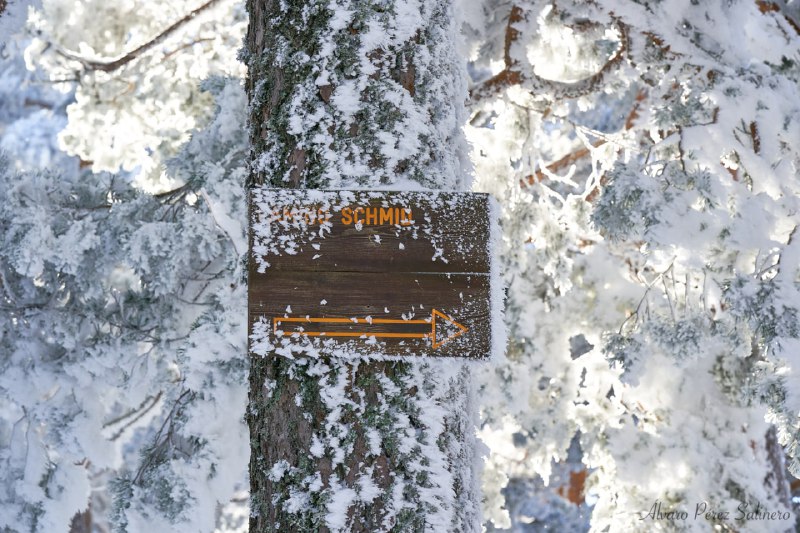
[{"left": 273, "top": 309, "right": 468, "bottom": 349}]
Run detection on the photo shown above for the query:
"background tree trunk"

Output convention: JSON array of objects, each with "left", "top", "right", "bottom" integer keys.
[
  {"left": 68, "top": 507, "right": 92, "bottom": 533},
  {"left": 244, "top": 1, "right": 479, "bottom": 531}
]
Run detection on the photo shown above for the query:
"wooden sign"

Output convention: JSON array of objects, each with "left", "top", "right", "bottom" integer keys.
[{"left": 248, "top": 189, "right": 502, "bottom": 359}]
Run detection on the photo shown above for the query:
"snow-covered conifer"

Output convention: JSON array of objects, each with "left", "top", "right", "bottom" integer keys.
[
  {"left": 0, "top": 78, "right": 250, "bottom": 532},
  {"left": 467, "top": 0, "right": 800, "bottom": 530}
]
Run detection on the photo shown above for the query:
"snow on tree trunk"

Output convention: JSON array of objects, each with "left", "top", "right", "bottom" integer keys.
[{"left": 243, "top": 1, "right": 478, "bottom": 531}]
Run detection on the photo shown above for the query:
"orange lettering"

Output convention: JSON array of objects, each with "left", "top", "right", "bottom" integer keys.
[
  {"left": 379, "top": 207, "right": 394, "bottom": 224},
  {"left": 354, "top": 207, "right": 364, "bottom": 224},
  {"left": 341, "top": 208, "right": 353, "bottom": 225},
  {"left": 365, "top": 207, "right": 378, "bottom": 225}
]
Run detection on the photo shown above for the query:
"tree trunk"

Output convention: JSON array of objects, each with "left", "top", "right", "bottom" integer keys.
[
  {"left": 244, "top": 1, "right": 478, "bottom": 531},
  {"left": 69, "top": 507, "right": 92, "bottom": 533},
  {"left": 765, "top": 426, "right": 792, "bottom": 510}
]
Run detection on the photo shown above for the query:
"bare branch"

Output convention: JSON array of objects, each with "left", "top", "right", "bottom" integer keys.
[
  {"left": 504, "top": 5, "right": 525, "bottom": 68},
  {"left": 54, "top": 0, "right": 223, "bottom": 73}
]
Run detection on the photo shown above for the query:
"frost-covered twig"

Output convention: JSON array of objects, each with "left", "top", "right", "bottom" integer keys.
[
  {"left": 522, "top": 89, "right": 646, "bottom": 189},
  {"left": 199, "top": 188, "right": 245, "bottom": 256},
  {"left": 618, "top": 260, "right": 676, "bottom": 334},
  {"left": 470, "top": 7, "right": 629, "bottom": 103},
  {"left": 774, "top": 225, "right": 798, "bottom": 278},
  {"left": 107, "top": 393, "right": 163, "bottom": 442},
  {"left": 132, "top": 389, "right": 195, "bottom": 485}
]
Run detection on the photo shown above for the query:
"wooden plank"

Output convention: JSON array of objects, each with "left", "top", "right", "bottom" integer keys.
[
  {"left": 249, "top": 271, "right": 491, "bottom": 359},
  {"left": 250, "top": 189, "right": 490, "bottom": 274},
  {"left": 249, "top": 188, "right": 498, "bottom": 359}
]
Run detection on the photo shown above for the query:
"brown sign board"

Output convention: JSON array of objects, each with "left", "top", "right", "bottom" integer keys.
[{"left": 248, "top": 189, "right": 502, "bottom": 360}]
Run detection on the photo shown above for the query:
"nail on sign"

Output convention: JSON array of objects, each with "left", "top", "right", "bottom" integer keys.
[{"left": 248, "top": 189, "right": 501, "bottom": 359}]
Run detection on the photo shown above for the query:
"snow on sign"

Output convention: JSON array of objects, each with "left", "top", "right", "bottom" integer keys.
[{"left": 248, "top": 189, "right": 502, "bottom": 359}]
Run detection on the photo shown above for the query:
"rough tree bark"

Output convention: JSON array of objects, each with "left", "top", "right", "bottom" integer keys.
[{"left": 244, "top": 1, "right": 478, "bottom": 531}]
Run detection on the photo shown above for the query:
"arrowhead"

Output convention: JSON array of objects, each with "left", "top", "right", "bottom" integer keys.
[{"left": 431, "top": 309, "right": 468, "bottom": 349}]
